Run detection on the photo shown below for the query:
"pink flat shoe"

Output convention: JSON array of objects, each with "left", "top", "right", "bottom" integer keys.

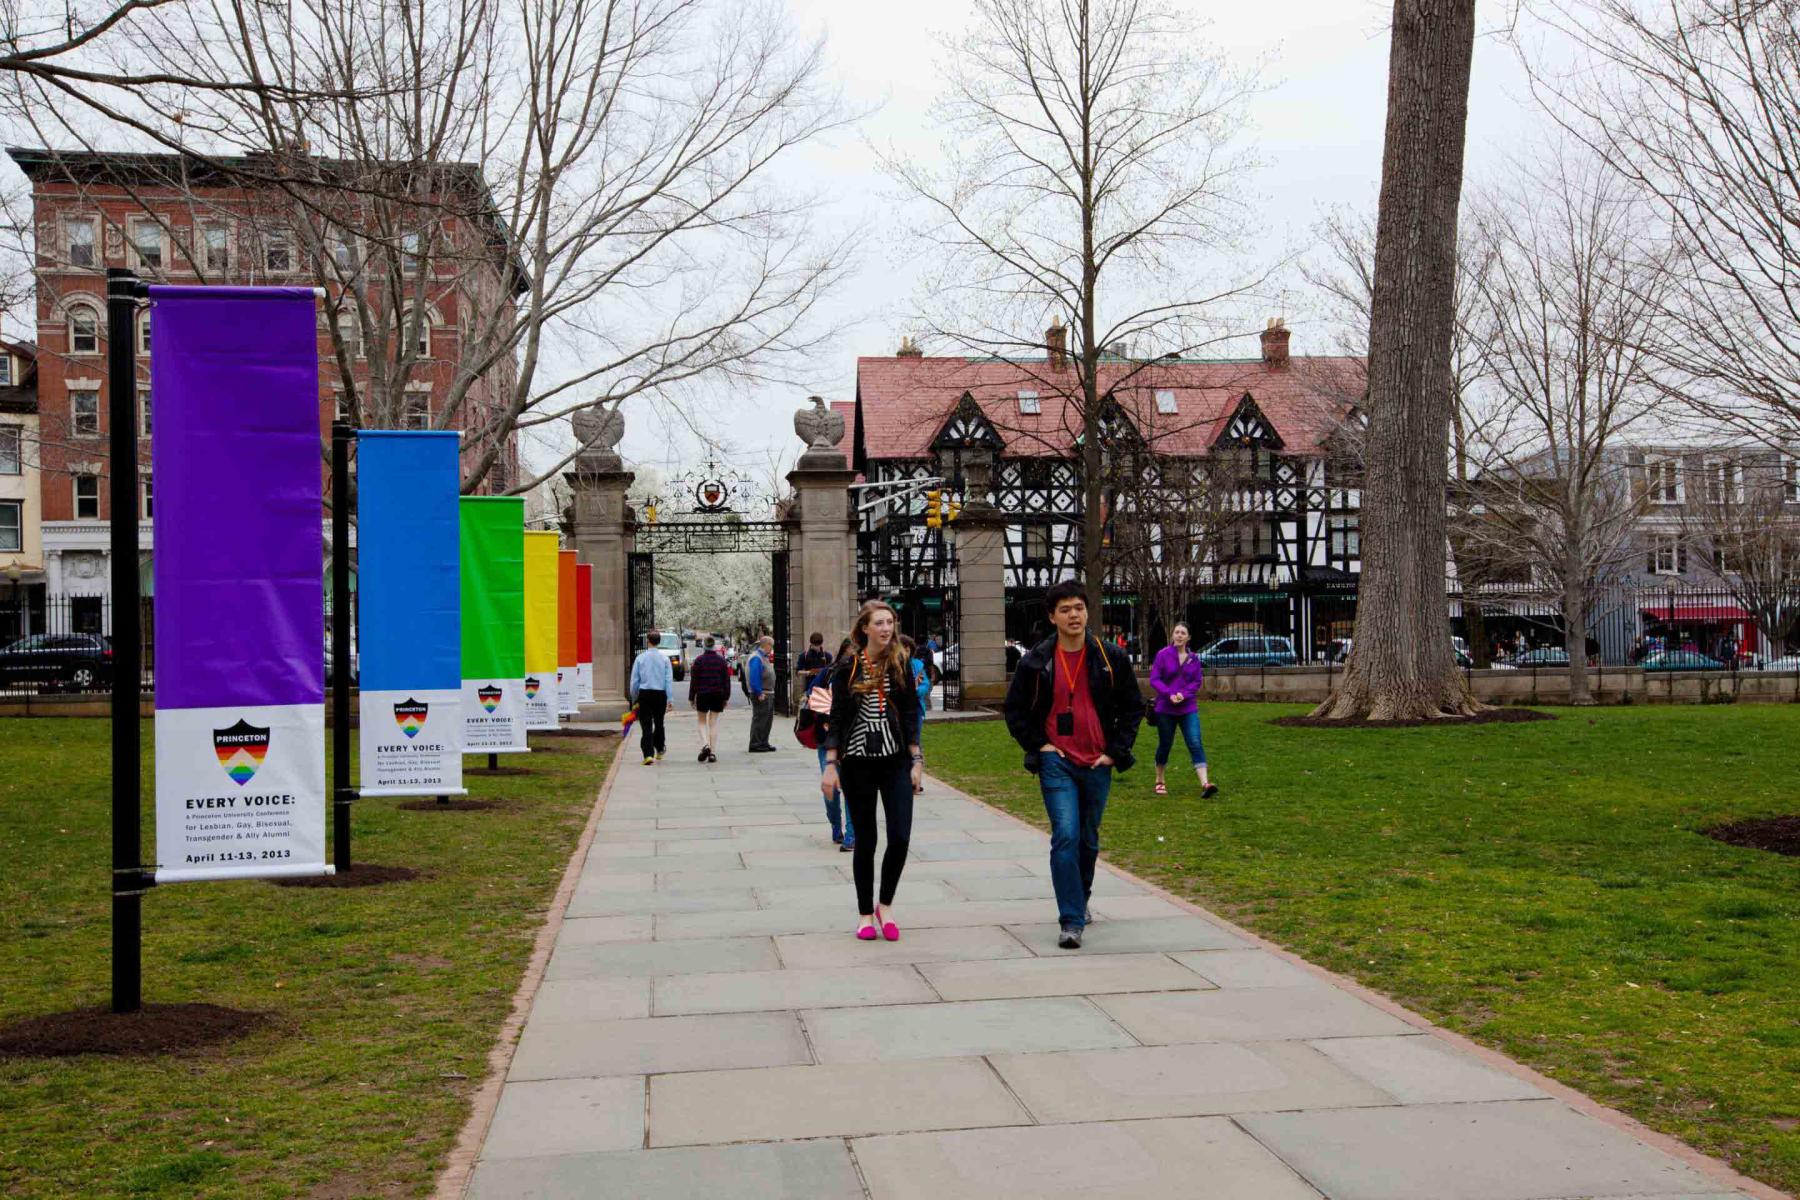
[
  {"left": 857, "top": 924, "right": 878, "bottom": 940},
  {"left": 882, "top": 920, "right": 900, "bottom": 942}
]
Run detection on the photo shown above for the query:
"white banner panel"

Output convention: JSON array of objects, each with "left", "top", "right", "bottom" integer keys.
[
  {"left": 154, "top": 703, "right": 328, "bottom": 884},
  {"left": 576, "top": 662, "right": 594, "bottom": 704},
  {"left": 359, "top": 688, "right": 465, "bottom": 796},
  {"left": 557, "top": 667, "right": 578, "bottom": 716},
  {"left": 522, "top": 673, "right": 558, "bottom": 731},
  {"left": 463, "top": 677, "right": 529, "bottom": 752}
]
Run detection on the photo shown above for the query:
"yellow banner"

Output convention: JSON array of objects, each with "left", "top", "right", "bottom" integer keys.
[{"left": 522, "top": 531, "right": 560, "bottom": 674}]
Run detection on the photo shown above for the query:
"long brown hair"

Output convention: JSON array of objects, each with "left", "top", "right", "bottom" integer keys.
[{"left": 849, "top": 600, "right": 908, "bottom": 694}]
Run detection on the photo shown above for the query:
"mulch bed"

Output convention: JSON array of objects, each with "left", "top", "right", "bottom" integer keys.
[
  {"left": 269, "top": 864, "right": 421, "bottom": 888},
  {"left": 0, "top": 1003, "right": 267, "bottom": 1058},
  {"left": 466, "top": 766, "right": 532, "bottom": 776},
  {"left": 1272, "top": 707, "right": 1558, "bottom": 730},
  {"left": 1701, "top": 815, "right": 1800, "bottom": 858},
  {"left": 395, "top": 798, "right": 513, "bottom": 813}
]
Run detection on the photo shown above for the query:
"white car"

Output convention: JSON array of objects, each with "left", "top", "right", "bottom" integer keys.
[{"left": 1760, "top": 656, "right": 1800, "bottom": 672}]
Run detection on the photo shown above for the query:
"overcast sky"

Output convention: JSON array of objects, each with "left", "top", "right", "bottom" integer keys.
[{"left": 573, "top": 0, "right": 1555, "bottom": 487}]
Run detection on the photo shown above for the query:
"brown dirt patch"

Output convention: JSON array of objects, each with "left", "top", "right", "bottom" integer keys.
[
  {"left": 395, "top": 797, "right": 515, "bottom": 813},
  {"left": 0, "top": 1003, "right": 267, "bottom": 1058},
  {"left": 1272, "top": 707, "right": 1557, "bottom": 730},
  {"left": 269, "top": 864, "right": 422, "bottom": 888},
  {"left": 1701, "top": 815, "right": 1800, "bottom": 857},
  {"left": 465, "top": 766, "right": 532, "bottom": 776}
]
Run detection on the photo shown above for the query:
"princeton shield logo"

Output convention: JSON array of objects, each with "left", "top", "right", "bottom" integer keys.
[
  {"left": 213, "top": 719, "right": 271, "bottom": 787},
  {"left": 393, "top": 698, "right": 428, "bottom": 738},
  {"left": 525, "top": 676, "right": 541, "bottom": 699},
  {"left": 478, "top": 685, "right": 503, "bottom": 714}
]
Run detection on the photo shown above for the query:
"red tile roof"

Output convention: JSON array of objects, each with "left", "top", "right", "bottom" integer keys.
[{"left": 853, "top": 354, "right": 1363, "bottom": 460}]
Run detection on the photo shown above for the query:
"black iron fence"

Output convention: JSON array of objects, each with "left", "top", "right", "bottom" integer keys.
[{"left": 0, "top": 596, "right": 156, "bottom": 697}]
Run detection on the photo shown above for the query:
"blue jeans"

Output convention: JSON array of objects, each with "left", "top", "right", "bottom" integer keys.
[
  {"left": 1154, "top": 710, "right": 1206, "bottom": 767},
  {"left": 818, "top": 745, "right": 855, "bottom": 845},
  {"left": 1038, "top": 752, "right": 1112, "bottom": 928}
]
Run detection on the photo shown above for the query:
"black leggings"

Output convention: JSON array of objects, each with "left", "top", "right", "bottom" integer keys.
[{"left": 840, "top": 754, "right": 914, "bottom": 914}]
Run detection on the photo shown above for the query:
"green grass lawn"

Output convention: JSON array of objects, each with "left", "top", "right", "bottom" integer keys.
[
  {"left": 926, "top": 704, "right": 1800, "bottom": 1194},
  {"left": 0, "top": 720, "right": 614, "bottom": 1200}
]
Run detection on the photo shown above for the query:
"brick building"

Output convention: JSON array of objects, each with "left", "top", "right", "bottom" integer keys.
[{"left": 7, "top": 147, "right": 525, "bottom": 629}]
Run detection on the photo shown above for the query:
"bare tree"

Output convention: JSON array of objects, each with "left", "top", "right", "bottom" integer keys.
[
  {"left": 1524, "top": 0, "right": 1800, "bottom": 447},
  {"left": 1681, "top": 455, "right": 1800, "bottom": 661},
  {"left": 1312, "top": 0, "right": 1479, "bottom": 721},
  {"left": 888, "top": 0, "right": 1264, "bottom": 617}
]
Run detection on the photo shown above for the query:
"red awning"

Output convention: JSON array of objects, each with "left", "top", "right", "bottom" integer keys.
[{"left": 1640, "top": 604, "right": 1752, "bottom": 622}]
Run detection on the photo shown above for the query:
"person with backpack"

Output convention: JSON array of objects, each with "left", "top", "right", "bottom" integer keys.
[
  {"left": 796, "top": 638, "right": 855, "bottom": 851},
  {"left": 686, "top": 636, "right": 731, "bottom": 763},
  {"left": 1002, "top": 579, "right": 1144, "bottom": 950},
  {"left": 900, "top": 635, "right": 931, "bottom": 793},
  {"left": 815, "top": 601, "right": 922, "bottom": 941}
]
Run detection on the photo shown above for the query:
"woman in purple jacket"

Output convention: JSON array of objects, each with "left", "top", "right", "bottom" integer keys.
[{"left": 1148, "top": 623, "right": 1218, "bottom": 797}]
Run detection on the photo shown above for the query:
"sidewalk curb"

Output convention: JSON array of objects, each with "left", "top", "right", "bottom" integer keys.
[
  {"left": 928, "top": 769, "right": 1791, "bottom": 1200},
  {"left": 432, "top": 742, "right": 626, "bottom": 1200}
]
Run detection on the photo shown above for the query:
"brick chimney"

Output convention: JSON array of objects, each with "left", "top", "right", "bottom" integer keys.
[
  {"left": 1046, "top": 319, "right": 1067, "bottom": 371},
  {"left": 896, "top": 335, "right": 922, "bottom": 358},
  {"left": 1260, "top": 318, "right": 1290, "bottom": 367}
]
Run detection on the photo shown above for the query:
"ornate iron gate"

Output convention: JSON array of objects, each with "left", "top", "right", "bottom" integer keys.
[
  {"left": 771, "top": 549, "right": 791, "bottom": 715},
  {"left": 940, "top": 580, "right": 963, "bottom": 710},
  {"left": 626, "top": 551, "right": 655, "bottom": 676}
]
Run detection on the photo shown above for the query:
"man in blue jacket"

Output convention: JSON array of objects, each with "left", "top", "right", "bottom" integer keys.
[{"left": 746, "top": 635, "right": 778, "bottom": 753}]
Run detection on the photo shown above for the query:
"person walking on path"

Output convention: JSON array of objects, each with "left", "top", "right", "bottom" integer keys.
[
  {"left": 1148, "top": 622, "right": 1217, "bottom": 798},
  {"left": 1002, "top": 579, "right": 1145, "bottom": 950},
  {"left": 796, "top": 632, "right": 832, "bottom": 676},
  {"left": 814, "top": 601, "right": 922, "bottom": 941},
  {"left": 901, "top": 635, "right": 931, "bottom": 793},
  {"left": 808, "top": 638, "right": 856, "bottom": 852},
  {"left": 747, "top": 636, "right": 778, "bottom": 753},
  {"left": 627, "top": 631, "right": 674, "bottom": 765},
  {"left": 686, "top": 636, "right": 731, "bottom": 763}
]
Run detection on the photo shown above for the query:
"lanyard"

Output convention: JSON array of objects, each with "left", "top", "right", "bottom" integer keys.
[{"left": 1056, "top": 644, "right": 1087, "bottom": 712}]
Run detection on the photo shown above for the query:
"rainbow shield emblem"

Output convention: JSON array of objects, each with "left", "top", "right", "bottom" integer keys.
[
  {"left": 524, "top": 676, "right": 541, "bottom": 699},
  {"left": 478, "top": 685, "right": 503, "bottom": 714},
  {"left": 213, "top": 719, "right": 272, "bottom": 787},
  {"left": 393, "top": 698, "right": 428, "bottom": 738}
]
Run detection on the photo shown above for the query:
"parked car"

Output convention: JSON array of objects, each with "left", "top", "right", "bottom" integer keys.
[
  {"left": 1759, "top": 655, "right": 1800, "bottom": 672},
  {"left": 1510, "top": 648, "right": 1571, "bottom": 668},
  {"left": 1324, "top": 637, "right": 1471, "bottom": 668},
  {"left": 1197, "top": 635, "right": 1298, "bottom": 668},
  {"left": 0, "top": 633, "right": 114, "bottom": 690},
  {"left": 653, "top": 629, "right": 686, "bottom": 681},
  {"left": 1642, "top": 650, "right": 1725, "bottom": 672}
]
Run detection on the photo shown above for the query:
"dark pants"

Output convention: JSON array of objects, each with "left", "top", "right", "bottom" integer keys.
[
  {"left": 748, "top": 693, "right": 775, "bottom": 750},
  {"left": 636, "top": 689, "right": 667, "bottom": 757},
  {"left": 1038, "top": 753, "right": 1112, "bottom": 927},
  {"left": 842, "top": 754, "right": 913, "bottom": 914},
  {"left": 1153, "top": 710, "right": 1206, "bottom": 767}
]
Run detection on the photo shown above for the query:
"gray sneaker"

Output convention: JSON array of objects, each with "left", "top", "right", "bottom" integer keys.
[
  {"left": 1057, "top": 924, "right": 1082, "bottom": 950},
  {"left": 1084, "top": 905, "right": 1093, "bottom": 925}
]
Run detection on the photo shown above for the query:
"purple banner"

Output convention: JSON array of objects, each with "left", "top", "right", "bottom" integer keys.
[{"left": 151, "top": 286, "right": 323, "bottom": 709}]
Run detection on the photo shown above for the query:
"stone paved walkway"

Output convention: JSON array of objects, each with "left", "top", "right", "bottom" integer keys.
[{"left": 461, "top": 709, "right": 1760, "bottom": 1200}]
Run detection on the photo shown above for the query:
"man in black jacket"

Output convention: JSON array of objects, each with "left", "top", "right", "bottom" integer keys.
[{"left": 1002, "top": 579, "right": 1145, "bottom": 949}]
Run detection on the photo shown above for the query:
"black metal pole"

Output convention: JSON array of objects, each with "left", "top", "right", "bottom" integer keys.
[
  {"left": 107, "top": 268, "right": 147, "bottom": 1014},
  {"left": 488, "top": 753, "right": 497, "bottom": 771},
  {"left": 332, "top": 422, "right": 353, "bottom": 872}
]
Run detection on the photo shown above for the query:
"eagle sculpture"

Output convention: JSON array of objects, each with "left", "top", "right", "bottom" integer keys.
[{"left": 794, "top": 395, "right": 844, "bottom": 450}]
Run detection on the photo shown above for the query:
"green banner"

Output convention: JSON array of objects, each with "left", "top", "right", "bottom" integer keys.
[{"left": 459, "top": 498, "right": 525, "bottom": 678}]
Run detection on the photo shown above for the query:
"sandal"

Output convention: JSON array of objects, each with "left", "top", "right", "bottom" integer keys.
[{"left": 1153, "top": 782, "right": 1167, "bottom": 795}]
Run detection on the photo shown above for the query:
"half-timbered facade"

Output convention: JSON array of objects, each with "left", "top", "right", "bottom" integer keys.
[{"left": 841, "top": 322, "right": 1366, "bottom": 658}]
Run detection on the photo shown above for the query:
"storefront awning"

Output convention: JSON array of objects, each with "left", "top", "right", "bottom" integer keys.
[{"left": 1640, "top": 604, "right": 1752, "bottom": 623}]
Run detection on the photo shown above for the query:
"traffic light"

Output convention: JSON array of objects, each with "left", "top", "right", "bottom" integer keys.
[
  {"left": 924, "top": 489, "right": 943, "bottom": 528},
  {"left": 945, "top": 497, "right": 961, "bottom": 523}
]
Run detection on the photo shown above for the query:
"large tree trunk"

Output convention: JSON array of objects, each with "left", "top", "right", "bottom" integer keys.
[
  {"left": 1314, "top": 0, "right": 1480, "bottom": 720},
  {"left": 1563, "top": 575, "right": 1594, "bottom": 706}
]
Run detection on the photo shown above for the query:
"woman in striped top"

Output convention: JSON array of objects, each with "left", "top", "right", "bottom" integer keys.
[{"left": 815, "top": 600, "right": 922, "bottom": 941}]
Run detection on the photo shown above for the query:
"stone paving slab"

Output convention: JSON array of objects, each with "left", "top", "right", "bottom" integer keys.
[
  {"left": 989, "top": 1039, "right": 1392, "bottom": 1124},
  {"left": 773, "top": 924, "right": 1036, "bottom": 969},
  {"left": 916, "top": 951, "right": 1212, "bottom": 1001},
  {"left": 648, "top": 1057, "right": 1030, "bottom": 1147},
  {"left": 563, "top": 887, "right": 756, "bottom": 918},
  {"left": 653, "top": 865, "right": 842, "bottom": 893},
  {"left": 552, "top": 915, "right": 656, "bottom": 947},
  {"left": 802, "top": 996, "right": 1137, "bottom": 1062},
  {"left": 509, "top": 1011, "right": 810, "bottom": 1080},
  {"left": 651, "top": 964, "right": 937, "bottom": 1015},
  {"left": 755, "top": 878, "right": 959, "bottom": 909},
  {"left": 1095, "top": 983, "right": 1414, "bottom": 1044},
  {"left": 851, "top": 1117, "right": 1325, "bottom": 1200},
  {"left": 1236, "top": 1100, "right": 1727, "bottom": 1200},
  {"left": 543, "top": 935, "right": 780, "bottom": 980},
  {"left": 524, "top": 977, "right": 651, "bottom": 1023},
  {"left": 1005, "top": 916, "right": 1248, "bottom": 956},
  {"left": 466, "top": 1140, "right": 863, "bottom": 1200},
  {"left": 1170, "top": 948, "right": 1323, "bottom": 989},
  {"left": 1308, "top": 1034, "right": 1549, "bottom": 1104},
  {"left": 480, "top": 1076, "right": 644, "bottom": 1159}
]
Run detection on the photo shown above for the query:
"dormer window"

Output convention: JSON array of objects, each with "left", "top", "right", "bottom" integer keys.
[
  {"left": 1702, "top": 457, "right": 1742, "bottom": 504},
  {"left": 1645, "top": 456, "right": 1681, "bottom": 505},
  {"left": 1017, "top": 390, "right": 1040, "bottom": 415},
  {"left": 1155, "top": 389, "right": 1178, "bottom": 415}
]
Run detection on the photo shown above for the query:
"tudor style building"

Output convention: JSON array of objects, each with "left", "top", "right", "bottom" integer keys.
[{"left": 841, "top": 322, "right": 1366, "bottom": 657}]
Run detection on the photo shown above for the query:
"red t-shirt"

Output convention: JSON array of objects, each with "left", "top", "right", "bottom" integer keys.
[{"left": 1044, "top": 644, "right": 1108, "bottom": 767}]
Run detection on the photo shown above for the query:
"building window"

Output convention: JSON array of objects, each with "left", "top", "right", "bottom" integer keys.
[
  {"left": 138, "top": 385, "right": 152, "bottom": 437},
  {"left": 1017, "top": 390, "right": 1040, "bottom": 415},
  {"left": 1328, "top": 516, "right": 1359, "bottom": 560},
  {"left": 69, "top": 306, "right": 100, "bottom": 355},
  {"left": 1154, "top": 389, "right": 1178, "bottom": 415},
  {"left": 130, "top": 219, "right": 164, "bottom": 270},
  {"left": 403, "top": 310, "right": 430, "bottom": 357},
  {"left": 328, "top": 232, "right": 358, "bottom": 273},
  {"left": 137, "top": 309, "right": 152, "bottom": 356},
  {"left": 1645, "top": 456, "right": 1682, "bottom": 505},
  {"left": 202, "top": 222, "right": 230, "bottom": 272},
  {"left": 141, "top": 475, "right": 153, "bottom": 520},
  {"left": 1784, "top": 455, "right": 1799, "bottom": 504},
  {"left": 67, "top": 217, "right": 97, "bottom": 268},
  {"left": 71, "top": 388, "right": 100, "bottom": 436},
  {"left": 0, "top": 355, "right": 11, "bottom": 386},
  {"left": 402, "top": 392, "right": 430, "bottom": 429},
  {"left": 74, "top": 473, "right": 99, "bottom": 519},
  {"left": 1021, "top": 524, "right": 1051, "bottom": 565},
  {"left": 0, "top": 424, "right": 19, "bottom": 474},
  {"left": 1650, "top": 535, "right": 1686, "bottom": 576},
  {"left": 265, "top": 233, "right": 292, "bottom": 274},
  {"left": 400, "top": 229, "right": 424, "bottom": 272},
  {"left": 1702, "top": 457, "right": 1742, "bottom": 504},
  {"left": 0, "top": 499, "right": 19, "bottom": 552},
  {"left": 336, "top": 314, "right": 362, "bottom": 360}
]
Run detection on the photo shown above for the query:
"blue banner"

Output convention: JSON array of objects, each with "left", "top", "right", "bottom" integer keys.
[{"left": 356, "top": 431, "right": 463, "bottom": 795}]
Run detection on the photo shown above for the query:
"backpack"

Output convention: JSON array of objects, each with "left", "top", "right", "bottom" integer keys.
[
  {"left": 793, "top": 665, "right": 831, "bottom": 749},
  {"left": 738, "top": 658, "right": 752, "bottom": 699}
]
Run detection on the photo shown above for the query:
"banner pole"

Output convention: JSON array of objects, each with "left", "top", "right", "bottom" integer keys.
[
  {"left": 332, "top": 421, "right": 353, "bottom": 871},
  {"left": 107, "top": 268, "right": 148, "bottom": 1013}
]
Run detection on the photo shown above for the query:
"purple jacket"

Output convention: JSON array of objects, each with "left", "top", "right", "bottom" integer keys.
[{"left": 1149, "top": 645, "right": 1205, "bottom": 715}]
